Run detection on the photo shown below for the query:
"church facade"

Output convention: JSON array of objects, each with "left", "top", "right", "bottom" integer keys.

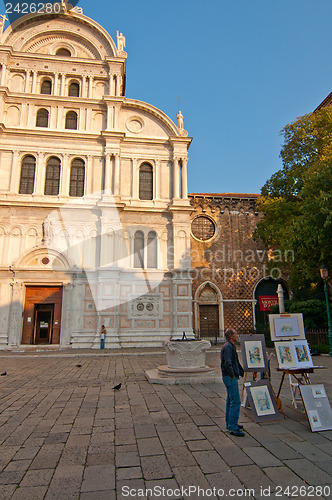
[{"left": 0, "top": 6, "right": 193, "bottom": 348}]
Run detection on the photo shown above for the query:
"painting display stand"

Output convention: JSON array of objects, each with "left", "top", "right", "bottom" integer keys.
[
  {"left": 276, "top": 367, "right": 324, "bottom": 408},
  {"left": 299, "top": 384, "right": 332, "bottom": 432}
]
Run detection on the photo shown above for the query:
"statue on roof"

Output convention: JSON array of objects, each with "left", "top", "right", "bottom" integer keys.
[
  {"left": 176, "top": 110, "right": 184, "bottom": 130},
  {"left": 0, "top": 14, "right": 8, "bottom": 35},
  {"left": 116, "top": 31, "right": 126, "bottom": 52}
]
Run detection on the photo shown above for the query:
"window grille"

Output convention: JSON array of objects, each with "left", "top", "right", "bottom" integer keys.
[
  {"left": 147, "top": 231, "right": 157, "bottom": 268},
  {"left": 69, "top": 159, "right": 85, "bottom": 197},
  {"left": 191, "top": 216, "right": 215, "bottom": 241},
  {"left": 41, "top": 79, "right": 52, "bottom": 95},
  {"left": 139, "top": 163, "right": 153, "bottom": 200},
  {"left": 19, "top": 155, "right": 36, "bottom": 194},
  {"left": 36, "top": 108, "right": 49, "bottom": 127},
  {"left": 134, "top": 231, "right": 144, "bottom": 268},
  {"left": 65, "top": 111, "right": 78, "bottom": 130},
  {"left": 69, "top": 82, "right": 80, "bottom": 97},
  {"left": 44, "top": 157, "right": 61, "bottom": 196}
]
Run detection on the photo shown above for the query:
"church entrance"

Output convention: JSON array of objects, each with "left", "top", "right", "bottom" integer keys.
[
  {"left": 199, "top": 304, "right": 219, "bottom": 337},
  {"left": 22, "top": 286, "right": 63, "bottom": 345}
]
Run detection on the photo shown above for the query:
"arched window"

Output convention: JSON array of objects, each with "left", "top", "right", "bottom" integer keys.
[
  {"left": 69, "top": 158, "right": 85, "bottom": 197},
  {"left": 147, "top": 231, "right": 157, "bottom": 268},
  {"left": 139, "top": 163, "right": 153, "bottom": 200},
  {"left": 69, "top": 82, "right": 80, "bottom": 97},
  {"left": 65, "top": 111, "right": 78, "bottom": 130},
  {"left": 56, "top": 48, "right": 71, "bottom": 57},
  {"left": 44, "top": 157, "right": 61, "bottom": 196},
  {"left": 36, "top": 108, "right": 49, "bottom": 127},
  {"left": 41, "top": 79, "right": 52, "bottom": 95},
  {"left": 134, "top": 231, "right": 144, "bottom": 268},
  {"left": 19, "top": 155, "right": 36, "bottom": 194}
]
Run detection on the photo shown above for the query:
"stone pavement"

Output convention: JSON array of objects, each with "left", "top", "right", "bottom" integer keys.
[{"left": 0, "top": 348, "right": 331, "bottom": 500}]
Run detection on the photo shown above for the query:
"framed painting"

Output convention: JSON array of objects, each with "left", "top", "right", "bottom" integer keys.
[
  {"left": 240, "top": 334, "right": 268, "bottom": 372},
  {"left": 299, "top": 385, "right": 332, "bottom": 432},
  {"left": 269, "top": 314, "right": 306, "bottom": 341},
  {"left": 245, "top": 380, "right": 282, "bottom": 422},
  {"left": 293, "top": 340, "right": 313, "bottom": 369},
  {"left": 275, "top": 341, "right": 296, "bottom": 369}
]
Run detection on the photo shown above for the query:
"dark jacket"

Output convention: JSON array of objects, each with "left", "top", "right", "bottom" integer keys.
[{"left": 221, "top": 341, "right": 244, "bottom": 379}]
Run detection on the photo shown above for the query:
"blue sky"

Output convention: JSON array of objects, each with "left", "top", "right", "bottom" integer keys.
[{"left": 6, "top": 0, "right": 332, "bottom": 194}]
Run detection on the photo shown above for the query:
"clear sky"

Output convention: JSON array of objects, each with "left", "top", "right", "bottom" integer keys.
[{"left": 7, "top": 0, "right": 332, "bottom": 194}]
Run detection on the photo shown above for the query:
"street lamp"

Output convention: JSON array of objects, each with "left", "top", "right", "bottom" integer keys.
[{"left": 320, "top": 265, "right": 332, "bottom": 357}]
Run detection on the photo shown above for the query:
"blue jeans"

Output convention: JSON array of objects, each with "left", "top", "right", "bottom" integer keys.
[{"left": 222, "top": 375, "right": 241, "bottom": 431}]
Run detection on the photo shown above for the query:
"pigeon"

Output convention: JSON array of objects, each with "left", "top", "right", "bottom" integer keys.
[
  {"left": 113, "top": 383, "right": 122, "bottom": 390},
  {"left": 75, "top": 364, "right": 82, "bottom": 368},
  {"left": 1, "top": 372, "right": 7, "bottom": 376}
]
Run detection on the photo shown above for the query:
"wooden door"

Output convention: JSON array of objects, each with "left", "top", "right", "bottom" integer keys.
[
  {"left": 22, "top": 286, "right": 62, "bottom": 344},
  {"left": 199, "top": 304, "right": 219, "bottom": 337}
]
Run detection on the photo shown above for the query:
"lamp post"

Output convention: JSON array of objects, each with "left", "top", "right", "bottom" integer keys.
[{"left": 320, "top": 265, "right": 332, "bottom": 357}]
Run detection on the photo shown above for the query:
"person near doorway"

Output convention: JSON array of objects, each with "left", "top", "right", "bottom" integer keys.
[
  {"left": 100, "top": 324, "right": 106, "bottom": 349},
  {"left": 220, "top": 328, "right": 245, "bottom": 436}
]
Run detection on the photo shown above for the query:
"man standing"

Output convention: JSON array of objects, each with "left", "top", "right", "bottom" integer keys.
[{"left": 221, "top": 328, "right": 245, "bottom": 437}]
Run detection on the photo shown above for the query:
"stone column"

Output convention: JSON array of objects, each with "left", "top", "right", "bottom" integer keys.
[
  {"left": 24, "top": 70, "right": 30, "bottom": 93},
  {"left": 8, "top": 281, "right": 24, "bottom": 347},
  {"left": 34, "top": 151, "right": 45, "bottom": 195},
  {"left": 31, "top": 71, "right": 37, "bottom": 93},
  {"left": 60, "top": 282, "right": 74, "bottom": 347},
  {"left": 9, "top": 150, "right": 20, "bottom": 193},
  {"left": 155, "top": 159, "right": 161, "bottom": 200},
  {"left": 88, "top": 76, "right": 93, "bottom": 98},
  {"left": 104, "top": 153, "right": 112, "bottom": 195},
  {"left": 0, "top": 63, "right": 7, "bottom": 87},
  {"left": 113, "top": 153, "right": 120, "bottom": 196},
  {"left": 132, "top": 157, "right": 138, "bottom": 198},
  {"left": 60, "top": 154, "right": 70, "bottom": 196},
  {"left": 60, "top": 73, "right": 65, "bottom": 96},
  {"left": 107, "top": 105, "right": 114, "bottom": 130},
  {"left": 173, "top": 157, "right": 180, "bottom": 199},
  {"left": 181, "top": 157, "right": 188, "bottom": 199},
  {"left": 86, "top": 155, "right": 93, "bottom": 194}
]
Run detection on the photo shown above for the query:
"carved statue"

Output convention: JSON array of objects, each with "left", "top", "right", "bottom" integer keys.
[
  {"left": 61, "top": 0, "right": 68, "bottom": 12},
  {"left": 0, "top": 15, "right": 8, "bottom": 35},
  {"left": 116, "top": 31, "right": 126, "bottom": 52},
  {"left": 176, "top": 110, "right": 184, "bottom": 130}
]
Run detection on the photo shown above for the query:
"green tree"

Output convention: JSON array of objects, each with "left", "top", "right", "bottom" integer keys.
[{"left": 254, "top": 107, "right": 332, "bottom": 292}]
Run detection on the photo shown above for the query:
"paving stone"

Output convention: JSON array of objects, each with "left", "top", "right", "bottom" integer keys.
[
  {"left": 192, "top": 450, "right": 229, "bottom": 474},
  {"left": 170, "top": 412, "right": 194, "bottom": 424},
  {"left": 0, "top": 447, "right": 20, "bottom": 469},
  {"left": 137, "top": 437, "right": 163, "bottom": 456},
  {"left": 116, "top": 467, "right": 143, "bottom": 480},
  {"left": 11, "top": 486, "right": 48, "bottom": 499},
  {"left": 0, "top": 484, "right": 16, "bottom": 500},
  {"left": 206, "top": 471, "right": 244, "bottom": 494},
  {"left": 145, "top": 478, "right": 180, "bottom": 499},
  {"left": 13, "top": 447, "right": 40, "bottom": 461},
  {"left": 172, "top": 465, "right": 211, "bottom": 489},
  {"left": 117, "top": 479, "right": 146, "bottom": 500},
  {"left": 20, "top": 468, "right": 54, "bottom": 487},
  {"left": 4, "top": 460, "right": 31, "bottom": 472},
  {"left": 115, "top": 428, "right": 136, "bottom": 446},
  {"left": 80, "top": 490, "right": 116, "bottom": 500},
  {"left": 141, "top": 455, "right": 173, "bottom": 480},
  {"left": 287, "top": 441, "right": 332, "bottom": 462},
  {"left": 81, "top": 464, "right": 115, "bottom": 492},
  {"left": 283, "top": 458, "right": 332, "bottom": 486},
  {"left": 262, "top": 440, "right": 300, "bottom": 460},
  {"left": 134, "top": 424, "right": 157, "bottom": 439},
  {"left": 187, "top": 439, "right": 214, "bottom": 451},
  {"left": 116, "top": 452, "right": 140, "bottom": 467},
  {"left": 242, "top": 446, "right": 283, "bottom": 468},
  {"left": 232, "top": 464, "right": 275, "bottom": 491},
  {"left": 157, "top": 430, "right": 185, "bottom": 447},
  {"left": 176, "top": 423, "right": 205, "bottom": 441},
  {"left": 86, "top": 452, "right": 115, "bottom": 466},
  {"left": 0, "top": 470, "right": 26, "bottom": 484},
  {"left": 263, "top": 466, "right": 307, "bottom": 488},
  {"left": 164, "top": 445, "right": 197, "bottom": 468}
]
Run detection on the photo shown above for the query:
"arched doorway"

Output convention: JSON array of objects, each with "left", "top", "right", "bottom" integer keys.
[
  {"left": 254, "top": 277, "right": 288, "bottom": 329},
  {"left": 195, "top": 282, "right": 223, "bottom": 338}
]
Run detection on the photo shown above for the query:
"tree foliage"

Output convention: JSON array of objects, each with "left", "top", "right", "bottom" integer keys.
[{"left": 254, "top": 107, "right": 332, "bottom": 292}]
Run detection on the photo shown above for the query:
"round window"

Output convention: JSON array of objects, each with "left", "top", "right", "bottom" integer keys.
[{"left": 191, "top": 216, "right": 215, "bottom": 241}]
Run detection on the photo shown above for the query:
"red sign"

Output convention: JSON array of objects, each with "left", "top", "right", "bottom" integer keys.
[{"left": 259, "top": 295, "right": 278, "bottom": 311}]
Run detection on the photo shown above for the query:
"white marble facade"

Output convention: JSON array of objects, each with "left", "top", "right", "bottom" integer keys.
[{"left": 0, "top": 7, "right": 193, "bottom": 348}]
